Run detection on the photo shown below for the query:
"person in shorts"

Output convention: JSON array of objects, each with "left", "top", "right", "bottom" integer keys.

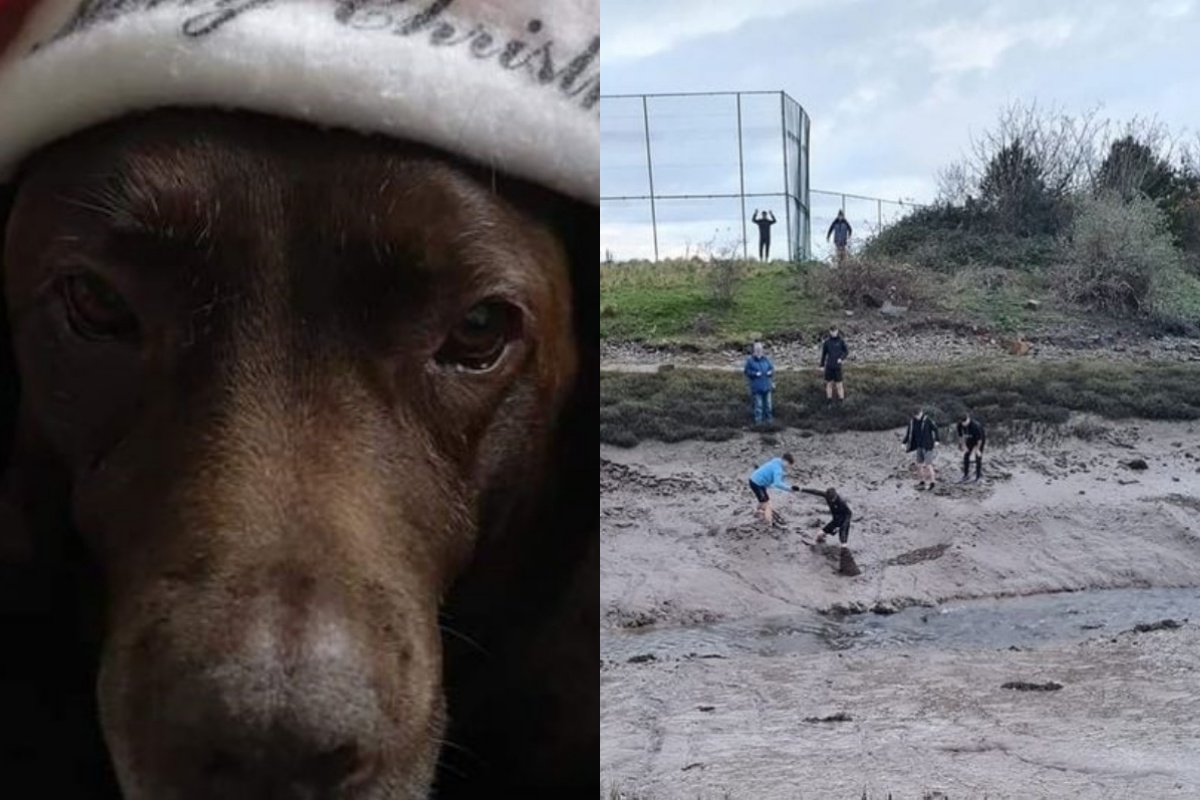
[
  {"left": 748, "top": 453, "right": 799, "bottom": 524},
  {"left": 956, "top": 411, "right": 987, "bottom": 483},
  {"left": 819, "top": 324, "right": 849, "bottom": 403},
  {"left": 903, "top": 408, "right": 940, "bottom": 490}
]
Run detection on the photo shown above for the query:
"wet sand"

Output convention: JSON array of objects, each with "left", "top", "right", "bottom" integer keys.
[{"left": 600, "top": 418, "right": 1200, "bottom": 798}]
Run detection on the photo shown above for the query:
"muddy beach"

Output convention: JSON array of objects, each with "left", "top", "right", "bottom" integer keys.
[{"left": 600, "top": 419, "right": 1200, "bottom": 798}]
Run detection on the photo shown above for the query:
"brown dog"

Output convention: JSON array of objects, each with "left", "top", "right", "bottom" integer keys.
[{"left": 0, "top": 109, "right": 597, "bottom": 799}]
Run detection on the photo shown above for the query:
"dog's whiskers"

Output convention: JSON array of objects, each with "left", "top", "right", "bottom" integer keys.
[{"left": 438, "top": 621, "right": 489, "bottom": 656}]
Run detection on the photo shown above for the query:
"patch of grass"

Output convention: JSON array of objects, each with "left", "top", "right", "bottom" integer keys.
[
  {"left": 935, "top": 266, "right": 1061, "bottom": 332},
  {"left": 599, "top": 260, "right": 824, "bottom": 342},
  {"left": 599, "top": 360, "right": 1200, "bottom": 446}
]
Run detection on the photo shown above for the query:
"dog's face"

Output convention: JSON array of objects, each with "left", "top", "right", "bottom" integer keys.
[{"left": 1, "top": 110, "right": 578, "bottom": 798}]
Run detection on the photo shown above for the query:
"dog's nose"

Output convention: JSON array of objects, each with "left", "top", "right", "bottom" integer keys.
[{"left": 160, "top": 615, "right": 386, "bottom": 798}]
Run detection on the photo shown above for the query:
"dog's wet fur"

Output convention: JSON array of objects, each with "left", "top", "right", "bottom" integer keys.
[{"left": 0, "top": 109, "right": 597, "bottom": 799}]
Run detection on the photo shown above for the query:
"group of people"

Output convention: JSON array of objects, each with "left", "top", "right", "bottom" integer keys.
[
  {"left": 743, "top": 325, "right": 849, "bottom": 426},
  {"left": 745, "top": 409, "right": 987, "bottom": 568},
  {"left": 750, "top": 208, "right": 853, "bottom": 264}
]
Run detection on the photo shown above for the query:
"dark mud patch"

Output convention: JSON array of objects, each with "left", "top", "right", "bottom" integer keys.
[
  {"left": 887, "top": 543, "right": 952, "bottom": 567},
  {"left": 1001, "top": 681, "right": 1063, "bottom": 691}
]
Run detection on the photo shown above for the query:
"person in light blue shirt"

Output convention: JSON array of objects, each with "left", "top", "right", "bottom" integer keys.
[
  {"left": 743, "top": 341, "right": 775, "bottom": 426},
  {"left": 748, "top": 452, "right": 798, "bottom": 524}
]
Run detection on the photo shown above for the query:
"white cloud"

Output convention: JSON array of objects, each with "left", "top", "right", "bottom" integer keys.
[
  {"left": 833, "top": 81, "right": 894, "bottom": 117},
  {"left": 602, "top": 0, "right": 862, "bottom": 64},
  {"left": 914, "top": 15, "right": 1076, "bottom": 75},
  {"left": 1149, "top": 0, "right": 1194, "bottom": 18}
]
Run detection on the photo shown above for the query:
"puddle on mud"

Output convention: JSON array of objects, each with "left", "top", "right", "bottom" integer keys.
[{"left": 601, "top": 587, "right": 1200, "bottom": 663}]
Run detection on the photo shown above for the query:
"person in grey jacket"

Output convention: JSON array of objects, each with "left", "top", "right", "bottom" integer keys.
[{"left": 743, "top": 341, "right": 775, "bottom": 425}]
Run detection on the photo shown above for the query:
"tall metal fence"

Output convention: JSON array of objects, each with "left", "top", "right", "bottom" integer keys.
[
  {"left": 600, "top": 90, "right": 811, "bottom": 262},
  {"left": 600, "top": 90, "right": 928, "bottom": 264}
]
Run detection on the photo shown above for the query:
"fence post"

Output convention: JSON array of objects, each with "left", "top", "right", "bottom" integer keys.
[
  {"left": 737, "top": 93, "right": 748, "bottom": 262},
  {"left": 642, "top": 95, "right": 659, "bottom": 262},
  {"left": 780, "top": 92, "right": 792, "bottom": 263}
]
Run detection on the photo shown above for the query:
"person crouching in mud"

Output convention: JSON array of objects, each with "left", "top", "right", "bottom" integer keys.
[
  {"left": 749, "top": 453, "right": 799, "bottom": 525},
  {"left": 800, "top": 487, "right": 852, "bottom": 551}
]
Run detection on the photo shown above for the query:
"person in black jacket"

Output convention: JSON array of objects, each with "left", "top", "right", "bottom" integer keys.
[
  {"left": 752, "top": 209, "right": 776, "bottom": 260},
  {"left": 956, "top": 411, "right": 986, "bottom": 483},
  {"left": 800, "top": 487, "right": 852, "bottom": 550},
  {"left": 819, "top": 324, "right": 849, "bottom": 403},
  {"left": 902, "top": 408, "right": 940, "bottom": 490}
]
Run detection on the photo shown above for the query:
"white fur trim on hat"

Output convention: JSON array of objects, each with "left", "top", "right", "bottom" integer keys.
[{"left": 0, "top": 0, "right": 599, "bottom": 203}]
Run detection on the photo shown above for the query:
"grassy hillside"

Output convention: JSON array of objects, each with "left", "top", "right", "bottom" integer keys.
[
  {"left": 599, "top": 257, "right": 1200, "bottom": 347},
  {"left": 600, "top": 260, "right": 825, "bottom": 342}
]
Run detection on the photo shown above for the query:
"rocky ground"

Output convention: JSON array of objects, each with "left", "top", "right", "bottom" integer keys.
[
  {"left": 600, "top": 421, "right": 1200, "bottom": 798},
  {"left": 601, "top": 321, "right": 1200, "bottom": 372}
]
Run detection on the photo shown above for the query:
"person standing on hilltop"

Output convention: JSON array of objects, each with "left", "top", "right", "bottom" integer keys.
[
  {"left": 744, "top": 341, "right": 775, "bottom": 426},
  {"left": 752, "top": 209, "right": 776, "bottom": 260},
  {"left": 956, "top": 411, "right": 987, "bottom": 483},
  {"left": 749, "top": 453, "right": 799, "bottom": 525},
  {"left": 819, "top": 324, "right": 849, "bottom": 404},
  {"left": 903, "top": 408, "right": 940, "bottom": 491},
  {"left": 826, "top": 209, "right": 853, "bottom": 265}
]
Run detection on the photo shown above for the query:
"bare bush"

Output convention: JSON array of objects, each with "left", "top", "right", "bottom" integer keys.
[
  {"left": 959, "top": 100, "right": 1106, "bottom": 203},
  {"left": 699, "top": 234, "right": 746, "bottom": 308},
  {"left": 817, "top": 257, "right": 935, "bottom": 310}
]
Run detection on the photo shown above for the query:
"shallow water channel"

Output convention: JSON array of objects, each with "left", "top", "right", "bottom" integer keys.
[{"left": 601, "top": 587, "right": 1200, "bottom": 663}]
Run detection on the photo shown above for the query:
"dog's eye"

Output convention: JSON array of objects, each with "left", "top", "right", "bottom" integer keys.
[
  {"left": 435, "top": 301, "right": 520, "bottom": 372},
  {"left": 60, "top": 273, "right": 139, "bottom": 340}
]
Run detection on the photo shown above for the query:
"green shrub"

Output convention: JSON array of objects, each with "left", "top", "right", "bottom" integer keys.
[{"left": 1056, "top": 191, "right": 1184, "bottom": 316}]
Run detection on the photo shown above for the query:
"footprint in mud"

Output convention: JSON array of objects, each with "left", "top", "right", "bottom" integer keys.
[
  {"left": 887, "top": 542, "right": 951, "bottom": 566},
  {"left": 725, "top": 521, "right": 770, "bottom": 541},
  {"left": 600, "top": 458, "right": 723, "bottom": 496}
]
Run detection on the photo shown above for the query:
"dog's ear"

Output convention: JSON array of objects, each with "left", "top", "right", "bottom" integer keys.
[
  {"left": 0, "top": 181, "right": 32, "bottom": 565},
  {"left": 556, "top": 195, "right": 598, "bottom": 390},
  {"left": 0, "top": 182, "right": 15, "bottom": 470}
]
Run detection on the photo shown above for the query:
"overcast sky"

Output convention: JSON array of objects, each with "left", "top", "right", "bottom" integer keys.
[{"left": 601, "top": 0, "right": 1200, "bottom": 261}]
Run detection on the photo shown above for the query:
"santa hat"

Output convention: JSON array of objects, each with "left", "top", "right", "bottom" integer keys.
[{"left": 0, "top": 0, "right": 599, "bottom": 204}]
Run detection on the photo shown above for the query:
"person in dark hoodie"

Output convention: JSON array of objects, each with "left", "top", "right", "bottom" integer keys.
[
  {"left": 800, "top": 487, "right": 852, "bottom": 549},
  {"left": 956, "top": 411, "right": 987, "bottom": 484},
  {"left": 744, "top": 341, "right": 775, "bottom": 425},
  {"left": 819, "top": 324, "right": 849, "bottom": 403},
  {"left": 903, "top": 407, "right": 940, "bottom": 490},
  {"left": 826, "top": 209, "right": 853, "bottom": 265}
]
